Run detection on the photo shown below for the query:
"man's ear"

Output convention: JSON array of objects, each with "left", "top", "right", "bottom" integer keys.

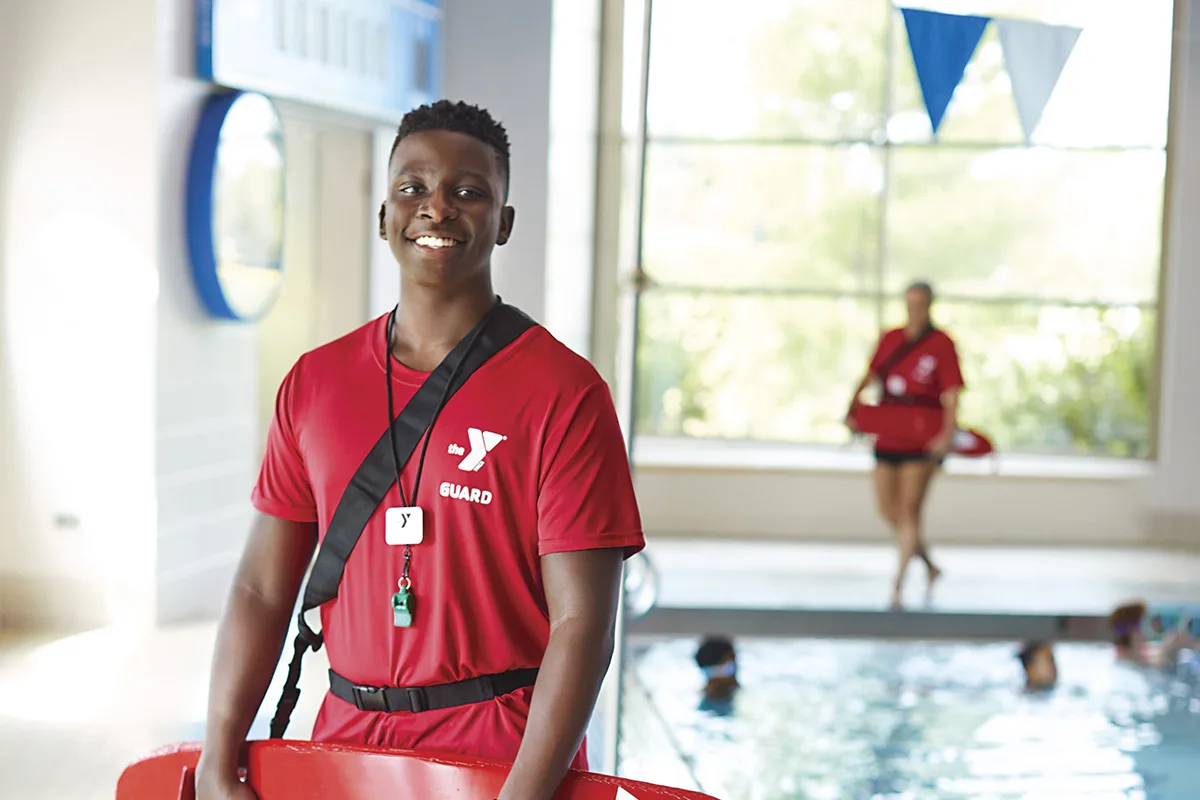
[
  {"left": 497, "top": 206, "right": 515, "bottom": 246},
  {"left": 378, "top": 203, "right": 387, "bottom": 240}
]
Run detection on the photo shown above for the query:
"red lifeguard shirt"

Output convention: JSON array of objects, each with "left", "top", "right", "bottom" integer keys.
[
  {"left": 868, "top": 327, "right": 965, "bottom": 454},
  {"left": 251, "top": 312, "right": 645, "bottom": 768}
]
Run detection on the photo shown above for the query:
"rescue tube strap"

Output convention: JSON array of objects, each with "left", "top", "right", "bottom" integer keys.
[
  {"left": 328, "top": 667, "right": 540, "bottom": 714},
  {"left": 874, "top": 324, "right": 934, "bottom": 397},
  {"left": 269, "top": 302, "right": 537, "bottom": 739}
]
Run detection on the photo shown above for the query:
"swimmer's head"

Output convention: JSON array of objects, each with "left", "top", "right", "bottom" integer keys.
[
  {"left": 1017, "top": 640, "right": 1057, "bottom": 691},
  {"left": 695, "top": 635, "right": 736, "bottom": 672},
  {"left": 1109, "top": 601, "right": 1147, "bottom": 653},
  {"left": 695, "top": 635, "right": 739, "bottom": 699},
  {"left": 905, "top": 281, "right": 934, "bottom": 329}
]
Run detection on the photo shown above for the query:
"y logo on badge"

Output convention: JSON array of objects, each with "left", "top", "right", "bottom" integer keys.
[{"left": 457, "top": 428, "right": 506, "bottom": 472}]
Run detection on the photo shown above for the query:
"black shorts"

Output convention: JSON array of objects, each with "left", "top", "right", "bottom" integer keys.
[{"left": 874, "top": 448, "right": 944, "bottom": 467}]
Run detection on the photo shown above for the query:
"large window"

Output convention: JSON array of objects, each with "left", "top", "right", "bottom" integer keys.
[{"left": 629, "top": 0, "right": 1172, "bottom": 458}]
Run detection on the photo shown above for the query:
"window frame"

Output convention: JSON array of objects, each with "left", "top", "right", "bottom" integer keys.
[{"left": 615, "top": 0, "right": 1176, "bottom": 464}]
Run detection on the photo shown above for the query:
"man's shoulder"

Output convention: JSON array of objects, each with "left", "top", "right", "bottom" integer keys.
[
  {"left": 506, "top": 324, "right": 608, "bottom": 397},
  {"left": 929, "top": 328, "right": 958, "bottom": 349},
  {"left": 290, "top": 314, "right": 385, "bottom": 383}
]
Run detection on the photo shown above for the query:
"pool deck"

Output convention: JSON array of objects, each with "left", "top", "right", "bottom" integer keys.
[
  {"left": 3, "top": 540, "right": 1200, "bottom": 797},
  {"left": 629, "top": 539, "right": 1200, "bottom": 642}
]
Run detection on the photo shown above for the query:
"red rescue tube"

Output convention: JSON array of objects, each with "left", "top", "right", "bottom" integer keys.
[
  {"left": 116, "top": 740, "right": 723, "bottom": 800},
  {"left": 851, "top": 403, "right": 994, "bottom": 458}
]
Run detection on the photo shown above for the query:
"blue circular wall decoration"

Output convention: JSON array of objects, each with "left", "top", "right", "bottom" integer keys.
[{"left": 186, "top": 90, "right": 286, "bottom": 322}]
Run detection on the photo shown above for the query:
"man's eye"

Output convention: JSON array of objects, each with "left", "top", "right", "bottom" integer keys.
[{"left": 398, "top": 185, "right": 421, "bottom": 196}]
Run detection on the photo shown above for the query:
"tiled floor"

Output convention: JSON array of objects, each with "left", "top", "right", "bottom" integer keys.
[
  {"left": 3, "top": 540, "right": 1200, "bottom": 798},
  {"left": 0, "top": 622, "right": 328, "bottom": 800},
  {"left": 645, "top": 540, "right": 1200, "bottom": 613}
]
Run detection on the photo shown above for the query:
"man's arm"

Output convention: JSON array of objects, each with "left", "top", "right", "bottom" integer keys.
[
  {"left": 845, "top": 372, "right": 877, "bottom": 430},
  {"left": 929, "top": 387, "right": 961, "bottom": 455},
  {"left": 195, "top": 513, "right": 318, "bottom": 799},
  {"left": 497, "top": 547, "right": 626, "bottom": 800},
  {"left": 847, "top": 331, "right": 891, "bottom": 427}
]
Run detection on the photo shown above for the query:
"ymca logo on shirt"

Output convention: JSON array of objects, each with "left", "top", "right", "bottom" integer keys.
[
  {"left": 914, "top": 354, "right": 938, "bottom": 383},
  {"left": 447, "top": 427, "right": 506, "bottom": 472},
  {"left": 442, "top": 427, "right": 506, "bottom": 506}
]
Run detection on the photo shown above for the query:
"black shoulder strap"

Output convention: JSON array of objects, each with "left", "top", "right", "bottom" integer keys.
[
  {"left": 268, "top": 303, "right": 535, "bottom": 738},
  {"left": 874, "top": 325, "right": 935, "bottom": 383}
]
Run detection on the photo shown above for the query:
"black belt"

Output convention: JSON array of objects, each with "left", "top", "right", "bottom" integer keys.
[
  {"left": 328, "top": 667, "right": 539, "bottom": 714},
  {"left": 882, "top": 395, "right": 942, "bottom": 408}
]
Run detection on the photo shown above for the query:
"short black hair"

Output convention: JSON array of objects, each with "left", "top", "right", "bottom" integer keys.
[
  {"left": 906, "top": 281, "right": 935, "bottom": 302},
  {"left": 695, "top": 636, "right": 736, "bottom": 668},
  {"left": 388, "top": 99, "right": 510, "bottom": 192}
]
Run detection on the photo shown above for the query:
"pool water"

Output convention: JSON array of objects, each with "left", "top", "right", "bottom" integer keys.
[{"left": 619, "top": 639, "right": 1200, "bottom": 800}]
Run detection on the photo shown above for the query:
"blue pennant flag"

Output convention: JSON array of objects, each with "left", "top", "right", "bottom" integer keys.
[{"left": 900, "top": 8, "right": 992, "bottom": 135}]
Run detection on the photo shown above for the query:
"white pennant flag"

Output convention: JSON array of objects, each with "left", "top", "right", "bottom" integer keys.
[{"left": 996, "top": 18, "right": 1082, "bottom": 144}]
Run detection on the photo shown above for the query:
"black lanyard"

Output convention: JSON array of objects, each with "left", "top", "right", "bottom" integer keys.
[
  {"left": 878, "top": 325, "right": 934, "bottom": 396},
  {"left": 384, "top": 301, "right": 499, "bottom": 584}
]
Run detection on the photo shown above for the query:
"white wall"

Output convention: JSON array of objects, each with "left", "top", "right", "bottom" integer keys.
[
  {"left": 634, "top": 446, "right": 1151, "bottom": 547},
  {"left": 440, "top": 0, "right": 553, "bottom": 320},
  {"left": 0, "top": 0, "right": 18, "bottom": 628},
  {"left": 0, "top": 0, "right": 379, "bottom": 629},
  {"left": 0, "top": 1, "right": 15, "bottom": 623},
  {"left": 0, "top": 0, "right": 161, "bottom": 628},
  {"left": 257, "top": 108, "right": 374, "bottom": 452},
  {"left": 153, "top": 0, "right": 262, "bottom": 625},
  {"left": 154, "top": 10, "right": 376, "bottom": 625}
]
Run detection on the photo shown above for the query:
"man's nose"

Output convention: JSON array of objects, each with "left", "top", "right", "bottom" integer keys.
[{"left": 418, "top": 187, "right": 457, "bottom": 221}]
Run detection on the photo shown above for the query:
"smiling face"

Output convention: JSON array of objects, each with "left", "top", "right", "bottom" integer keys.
[{"left": 379, "top": 129, "right": 514, "bottom": 288}]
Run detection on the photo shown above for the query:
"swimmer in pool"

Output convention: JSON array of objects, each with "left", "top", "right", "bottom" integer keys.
[
  {"left": 1110, "top": 601, "right": 1148, "bottom": 664},
  {"left": 694, "top": 636, "right": 739, "bottom": 716},
  {"left": 1017, "top": 640, "right": 1057, "bottom": 692},
  {"left": 1109, "top": 600, "right": 1198, "bottom": 669}
]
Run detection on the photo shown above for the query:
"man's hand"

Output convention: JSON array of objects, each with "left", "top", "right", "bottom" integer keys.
[
  {"left": 930, "top": 388, "right": 961, "bottom": 458},
  {"left": 194, "top": 765, "right": 259, "bottom": 800},
  {"left": 844, "top": 375, "right": 872, "bottom": 433},
  {"left": 927, "top": 429, "right": 954, "bottom": 457}
]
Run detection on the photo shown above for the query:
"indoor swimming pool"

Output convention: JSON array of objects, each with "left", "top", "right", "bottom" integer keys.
[{"left": 620, "top": 638, "right": 1200, "bottom": 800}]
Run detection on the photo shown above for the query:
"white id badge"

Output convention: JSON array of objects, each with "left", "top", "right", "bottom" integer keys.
[{"left": 385, "top": 506, "right": 424, "bottom": 545}]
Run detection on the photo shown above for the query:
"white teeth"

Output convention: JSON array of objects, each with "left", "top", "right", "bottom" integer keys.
[{"left": 414, "top": 236, "right": 459, "bottom": 249}]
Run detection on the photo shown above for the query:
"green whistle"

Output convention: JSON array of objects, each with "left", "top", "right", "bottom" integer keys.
[{"left": 392, "top": 588, "right": 413, "bottom": 628}]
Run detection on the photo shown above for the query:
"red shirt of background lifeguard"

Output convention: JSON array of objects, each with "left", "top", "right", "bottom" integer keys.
[{"left": 868, "top": 327, "right": 965, "bottom": 455}]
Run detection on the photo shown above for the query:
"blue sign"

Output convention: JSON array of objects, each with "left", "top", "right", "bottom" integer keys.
[
  {"left": 196, "top": 0, "right": 442, "bottom": 123},
  {"left": 186, "top": 90, "right": 287, "bottom": 322}
]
